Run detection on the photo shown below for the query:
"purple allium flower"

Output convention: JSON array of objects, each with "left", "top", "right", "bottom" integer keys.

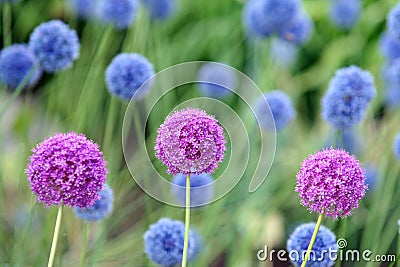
[
  {"left": 254, "top": 90, "right": 296, "bottom": 131},
  {"left": 388, "top": 3, "right": 400, "bottom": 40},
  {"left": 141, "top": 0, "right": 175, "bottom": 20},
  {"left": 322, "top": 66, "right": 376, "bottom": 129},
  {"left": 29, "top": 20, "right": 80, "bottom": 73},
  {"left": 270, "top": 38, "right": 299, "bottom": 66},
  {"left": 0, "top": 44, "right": 42, "bottom": 89},
  {"left": 287, "top": 222, "right": 337, "bottom": 267},
  {"left": 67, "top": 0, "right": 97, "bottom": 19},
  {"left": 97, "top": 0, "right": 138, "bottom": 29},
  {"left": 197, "top": 63, "right": 237, "bottom": 98},
  {"left": 296, "top": 148, "right": 366, "bottom": 219},
  {"left": 329, "top": 0, "right": 361, "bottom": 30},
  {"left": 171, "top": 173, "right": 214, "bottom": 207},
  {"left": 73, "top": 184, "right": 113, "bottom": 221},
  {"left": 105, "top": 53, "right": 154, "bottom": 100},
  {"left": 379, "top": 31, "right": 400, "bottom": 61},
  {"left": 155, "top": 108, "right": 226, "bottom": 175},
  {"left": 144, "top": 218, "right": 196, "bottom": 267},
  {"left": 279, "top": 11, "right": 314, "bottom": 45},
  {"left": 26, "top": 132, "right": 108, "bottom": 208}
]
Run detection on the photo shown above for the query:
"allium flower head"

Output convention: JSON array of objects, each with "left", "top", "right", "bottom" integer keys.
[
  {"left": 254, "top": 90, "right": 296, "bottom": 131},
  {"left": 329, "top": 0, "right": 361, "bottom": 30},
  {"left": 262, "top": 0, "right": 300, "bottom": 31},
  {"left": 155, "top": 108, "right": 226, "bottom": 175},
  {"left": 243, "top": 0, "right": 273, "bottom": 38},
  {"left": 379, "top": 31, "right": 400, "bottom": 61},
  {"left": 296, "top": 148, "right": 366, "bottom": 219},
  {"left": 105, "top": 53, "right": 154, "bottom": 100},
  {"left": 73, "top": 184, "right": 113, "bottom": 221},
  {"left": 98, "top": 0, "right": 138, "bottom": 29},
  {"left": 279, "top": 11, "right": 314, "bottom": 45},
  {"left": 67, "top": 0, "right": 97, "bottom": 18},
  {"left": 144, "top": 218, "right": 196, "bottom": 267},
  {"left": 197, "top": 63, "right": 237, "bottom": 98},
  {"left": 0, "top": 44, "right": 42, "bottom": 89},
  {"left": 388, "top": 3, "right": 400, "bottom": 40},
  {"left": 29, "top": 20, "right": 80, "bottom": 73},
  {"left": 322, "top": 66, "right": 376, "bottom": 129},
  {"left": 270, "top": 38, "right": 299, "bottom": 66},
  {"left": 26, "top": 132, "right": 108, "bottom": 208},
  {"left": 171, "top": 173, "right": 214, "bottom": 207},
  {"left": 287, "top": 222, "right": 337, "bottom": 267},
  {"left": 141, "top": 0, "right": 175, "bottom": 20}
]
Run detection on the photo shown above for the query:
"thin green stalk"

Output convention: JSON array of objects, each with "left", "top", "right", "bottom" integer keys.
[
  {"left": 80, "top": 222, "right": 89, "bottom": 267},
  {"left": 301, "top": 213, "right": 323, "bottom": 267},
  {"left": 181, "top": 174, "right": 191, "bottom": 267},
  {"left": 48, "top": 204, "right": 63, "bottom": 267},
  {"left": 103, "top": 97, "right": 118, "bottom": 153},
  {"left": 2, "top": 2, "right": 12, "bottom": 47}
]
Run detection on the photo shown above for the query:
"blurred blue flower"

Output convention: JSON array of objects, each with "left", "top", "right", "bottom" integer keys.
[
  {"left": 329, "top": 0, "right": 361, "bottom": 30},
  {"left": 325, "top": 128, "right": 362, "bottom": 155},
  {"left": 363, "top": 164, "right": 378, "bottom": 192},
  {"left": 0, "top": 0, "right": 20, "bottom": 3},
  {"left": 73, "top": 184, "right": 114, "bottom": 221},
  {"left": 382, "top": 60, "right": 400, "bottom": 108},
  {"left": 98, "top": 0, "right": 138, "bottom": 29},
  {"left": 0, "top": 44, "right": 42, "bottom": 89},
  {"left": 393, "top": 133, "right": 400, "bottom": 160},
  {"left": 171, "top": 173, "right": 214, "bottom": 207},
  {"left": 254, "top": 90, "right": 296, "bottom": 131},
  {"left": 322, "top": 66, "right": 376, "bottom": 129},
  {"left": 66, "top": 0, "right": 97, "bottom": 19},
  {"left": 287, "top": 222, "right": 337, "bottom": 267},
  {"left": 105, "top": 53, "right": 154, "bottom": 100},
  {"left": 144, "top": 218, "right": 196, "bottom": 267},
  {"left": 29, "top": 20, "right": 80, "bottom": 73},
  {"left": 191, "top": 229, "right": 203, "bottom": 260},
  {"left": 270, "top": 38, "right": 299, "bottom": 66},
  {"left": 197, "top": 63, "right": 237, "bottom": 98},
  {"left": 141, "top": 0, "right": 175, "bottom": 20},
  {"left": 279, "top": 11, "right": 314, "bottom": 45},
  {"left": 379, "top": 31, "right": 400, "bottom": 61},
  {"left": 388, "top": 3, "right": 400, "bottom": 40},
  {"left": 243, "top": 0, "right": 273, "bottom": 38}
]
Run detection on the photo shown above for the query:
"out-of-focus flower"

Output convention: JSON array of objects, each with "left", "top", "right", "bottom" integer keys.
[
  {"left": 279, "top": 11, "right": 314, "bottom": 45},
  {"left": 387, "top": 3, "right": 400, "bottom": 40},
  {"left": 197, "top": 63, "right": 237, "bottom": 98},
  {"left": 97, "top": 0, "right": 139, "bottom": 29},
  {"left": 329, "top": 0, "right": 361, "bottom": 30},
  {"left": 141, "top": 0, "right": 175, "bottom": 20},
  {"left": 379, "top": 31, "right": 400, "bottom": 61},
  {"left": 171, "top": 173, "right": 214, "bottom": 207}
]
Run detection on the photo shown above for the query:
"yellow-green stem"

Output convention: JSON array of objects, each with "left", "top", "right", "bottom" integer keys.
[
  {"left": 301, "top": 213, "right": 323, "bottom": 267},
  {"left": 47, "top": 204, "right": 63, "bottom": 267},
  {"left": 80, "top": 222, "right": 89, "bottom": 267},
  {"left": 181, "top": 174, "right": 191, "bottom": 267}
]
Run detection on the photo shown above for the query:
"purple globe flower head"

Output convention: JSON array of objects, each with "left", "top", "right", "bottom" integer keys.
[
  {"left": 279, "top": 11, "right": 314, "bottom": 45},
  {"left": 97, "top": 0, "right": 138, "bottom": 29},
  {"left": 141, "top": 0, "right": 175, "bottom": 20},
  {"left": 329, "top": 0, "right": 361, "bottom": 30},
  {"left": 243, "top": 0, "right": 273, "bottom": 38},
  {"left": 144, "top": 218, "right": 197, "bottom": 267},
  {"left": 388, "top": 3, "right": 400, "bottom": 40},
  {"left": 26, "top": 132, "right": 108, "bottom": 208},
  {"left": 197, "top": 63, "right": 237, "bottom": 98},
  {"left": 296, "top": 148, "right": 367, "bottom": 219},
  {"left": 155, "top": 108, "right": 226, "bottom": 175},
  {"left": 270, "top": 38, "right": 299, "bottom": 66},
  {"left": 29, "top": 20, "right": 80, "bottom": 73},
  {"left": 67, "top": 0, "right": 97, "bottom": 19},
  {"left": 287, "top": 222, "right": 337, "bottom": 267},
  {"left": 363, "top": 164, "right": 378, "bottom": 192},
  {"left": 105, "top": 53, "right": 154, "bottom": 100},
  {"left": 0, "top": 44, "right": 42, "bottom": 89},
  {"left": 171, "top": 173, "right": 214, "bottom": 207},
  {"left": 322, "top": 66, "right": 376, "bottom": 129},
  {"left": 73, "top": 184, "right": 113, "bottom": 221},
  {"left": 379, "top": 31, "right": 400, "bottom": 61},
  {"left": 254, "top": 90, "right": 296, "bottom": 131}
]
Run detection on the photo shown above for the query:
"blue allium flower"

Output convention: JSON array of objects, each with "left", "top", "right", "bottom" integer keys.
[
  {"left": 388, "top": 3, "right": 400, "bottom": 40},
  {"left": 197, "top": 63, "right": 237, "bottom": 98},
  {"left": 325, "top": 128, "right": 362, "bottom": 155},
  {"left": 379, "top": 31, "right": 400, "bottom": 61},
  {"left": 322, "top": 66, "right": 376, "bottom": 129},
  {"left": 279, "top": 11, "right": 314, "bottom": 45},
  {"left": 144, "top": 218, "right": 196, "bottom": 267},
  {"left": 254, "top": 90, "right": 296, "bottom": 131},
  {"left": 97, "top": 0, "right": 138, "bottom": 29},
  {"left": 29, "top": 20, "right": 80, "bottom": 73},
  {"left": 270, "top": 38, "right": 299, "bottom": 66},
  {"left": 364, "top": 164, "right": 378, "bottom": 192},
  {"left": 0, "top": 44, "right": 42, "bottom": 89},
  {"left": 171, "top": 173, "right": 214, "bottom": 207},
  {"left": 105, "top": 53, "right": 154, "bottom": 100},
  {"left": 393, "top": 133, "right": 400, "bottom": 160},
  {"left": 243, "top": 0, "right": 273, "bottom": 38},
  {"left": 141, "top": 0, "right": 175, "bottom": 20},
  {"left": 67, "top": 0, "right": 97, "bottom": 18},
  {"left": 329, "top": 0, "right": 361, "bottom": 30},
  {"left": 287, "top": 222, "right": 337, "bottom": 267},
  {"left": 73, "top": 184, "right": 113, "bottom": 221}
]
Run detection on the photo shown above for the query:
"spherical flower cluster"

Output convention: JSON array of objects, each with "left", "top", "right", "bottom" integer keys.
[
  {"left": 144, "top": 218, "right": 196, "bottom": 267},
  {"left": 97, "top": 0, "right": 138, "bottom": 29},
  {"left": 379, "top": 32, "right": 400, "bottom": 61},
  {"left": 270, "top": 38, "right": 299, "bottom": 66},
  {"left": 287, "top": 223, "right": 337, "bottom": 267},
  {"left": 197, "top": 63, "right": 237, "bottom": 98},
  {"left": 243, "top": 0, "right": 273, "bottom": 37},
  {"left": 141, "top": 0, "right": 175, "bottom": 20},
  {"left": 329, "top": 0, "right": 361, "bottom": 30},
  {"left": 73, "top": 184, "right": 114, "bottom": 221},
  {"left": 254, "top": 90, "right": 296, "bottom": 131},
  {"left": 296, "top": 148, "right": 366, "bottom": 219},
  {"left": 105, "top": 53, "right": 154, "bottom": 100},
  {"left": 67, "top": 0, "right": 97, "bottom": 19},
  {"left": 29, "top": 20, "right": 80, "bottom": 73},
  {"left": 171, "top": 173, "right": 214, "bottom": 207},
  {"left": 0, "top": 44, "right": 42, "bottom": 89},
  {"left": 26, "top": 132, "right": 108, "bottom": 208},
  {"left": 155, "top": 108, "right": 226, "bottom": 175},
  {"left": 388, "top": 3, "right": 400, "bottom": 40},
  {"left": 322, "top": 66, "right": 376, "bottom": 129},
  {"left": 279, "top": 12, "right": 314, "bottom": 45}
]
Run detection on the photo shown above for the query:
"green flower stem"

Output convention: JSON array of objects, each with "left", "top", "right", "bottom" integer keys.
[
  {"left": 2, "top": 2, "right": 12, "bottom": 47},
  {"left": 47, "top": 204, "right": 63, "bottom": 267},
  {"left": 181, "top": 174, "right": 191, "bottom": 267},
  {"left": 80, "top": 222, "right": 89, "bottom": 267},
  {"left": 301, "top": 213, "right": 323, "bottom": 267}
]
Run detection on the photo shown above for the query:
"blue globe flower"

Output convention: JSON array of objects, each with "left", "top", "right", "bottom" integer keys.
[
  {"left": 379, "top": 31, "right": 400, "bottom": 61},
  {"left": 105, "top": 53, "right": 154, "bottom": 100},
  {"left": 270, "top": 38, "right": 299, "bottom": 66},
  {"left": 171, "top": 173, "right": 214, "bottom": 207},
  {"left": 287, "top": 223, "right": 337, "bottom": 267},
  {"left": 144, "top": 218, "right": 196, "bottom": 267},
  {"left": 29, "top": 20, "right": 80, "bottom": 73},
  {"left": 279, "top": 11, "right": 314, "bottom": 45},
  {"left": 67, "top": 0, "right": 97, "bottom": 18},
  {"left": 254, "top": 90, "right": 296, "bottom": 131},
  {"left": 0, "top": 44, "right": 42, "bottom": 89},
  {"left": 388, "top": 3, "right": 400, "bottom": 40},
  {"left": 73, "top": 184, "right": 114, "bottom": 221},
  {"left": 363, "top": 164, "right": 378, "bottom": 192},
  {"left": 141, "top": 0, "right": 175, "bottom": 20},
  {"left": 98, "top": 0, "right": 138, "bottom": 29},
  {"left": 197, "top": 63, "right": 237, "bottom": 98},
  {"left": 393, "top": 133, "right": 400, "bottom": 160},
  {"left": 243, "top": 0, "right": 273, "bottom": 38},
  {"left": 329, "top": 0, "right": 361, "bottom": 30}
]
